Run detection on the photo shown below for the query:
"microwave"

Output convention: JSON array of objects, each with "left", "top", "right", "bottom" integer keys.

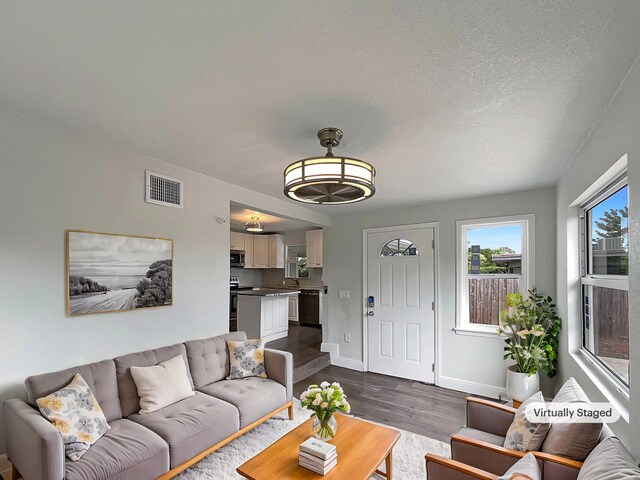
[{"left": 230, "top": 250, "right": 245, "bottom": 267}]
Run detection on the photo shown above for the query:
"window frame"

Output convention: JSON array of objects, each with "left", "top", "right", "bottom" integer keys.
[
  {"left": 455, "top": 214, "right": 535, "bottom": 337},
  {"left": 579, "top": 173, "right": 629, "bottom": 390}
]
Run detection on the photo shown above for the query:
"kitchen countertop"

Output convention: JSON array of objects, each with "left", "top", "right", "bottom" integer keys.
[
  {"left": 236, "top": 288, "right": 300, "bottom": 297},
  {"left": 246, "top": 285, "right": 326, "bottom": 292}
]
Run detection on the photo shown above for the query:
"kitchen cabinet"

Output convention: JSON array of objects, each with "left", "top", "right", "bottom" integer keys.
[
  {"left": 244, "top": 234, "right": 254, "bottom": 268},
  {"left": 253, "top": 235, "right": 269, "bottom": 268},
  {"left": 306, "top": 229, "right": 324, "bottom": 267},
  {"left": 235, "top": 233, "right": 284, "bottom": 269},
  {"left": 288, "top": 294, "right": 299, "bottom": 323},
  {"left": 268, "top": 234, "right": 285, "bottom": 268},
  {"left": 230, "top": 232, "right": 245, "bottom": 250}
]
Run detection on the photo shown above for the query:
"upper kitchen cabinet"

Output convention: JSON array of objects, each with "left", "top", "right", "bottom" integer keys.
[
  {"left": 306, "top": 229, "right": 323, "bottom": 267},
  {"left": 251, "top": 234, "right": 284, "bottom": 269},
  {"left": 230, "top": 232, "right": 245, "bottom": 250},
  {"left": 268, "top": 234, "right": 285, "bottom": 268},
  {"left": 244, "top": 234, "right": 254, "bottom": 268}
]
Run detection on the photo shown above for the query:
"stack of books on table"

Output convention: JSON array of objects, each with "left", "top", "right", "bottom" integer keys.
[{"left": 298, "top": 437, "right": 338, "bottom": 475}]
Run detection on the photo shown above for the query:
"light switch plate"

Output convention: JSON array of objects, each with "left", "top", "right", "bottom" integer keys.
[
  {"left": 339, "top": 290, "right": 350, "bottom": 299},
  {"left": 344, "top": 333, "right": 351, "bottom": 343}
]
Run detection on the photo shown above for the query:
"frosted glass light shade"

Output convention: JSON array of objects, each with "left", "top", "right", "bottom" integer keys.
[{"left": 283, "top": 156, "right": 376, "bottom": 204}]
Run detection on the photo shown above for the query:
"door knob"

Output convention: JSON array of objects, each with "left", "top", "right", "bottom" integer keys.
[{"left": 367, "top": 311, "right": 374, "bottom": 316}]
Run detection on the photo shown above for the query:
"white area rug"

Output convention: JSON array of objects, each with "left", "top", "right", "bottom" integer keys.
[{"left": 177, "top": 400, "right": 450, "bottom": 479}]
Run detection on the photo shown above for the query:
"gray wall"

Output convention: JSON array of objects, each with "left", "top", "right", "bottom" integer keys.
[
  {"left": 323, "top": 186, "right": 556, "bottom": 397},
  {"left": 0, "top": 108, "right": 330, "bottom": 455},
  {"left": 556, "top": 58, "right": 639, "bottom": 457}
]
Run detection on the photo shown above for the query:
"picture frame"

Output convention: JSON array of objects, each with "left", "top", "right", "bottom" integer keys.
[{"left": 66, "top": 230, "right": 173, "bottom": 316}]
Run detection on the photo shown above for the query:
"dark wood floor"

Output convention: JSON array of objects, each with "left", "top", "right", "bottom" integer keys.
[
  {"left": 266, "top": 324, "right": 324, "bottom": 367},
  {"left": 293, "top": 365, "right": 468, "bottom": 443}
]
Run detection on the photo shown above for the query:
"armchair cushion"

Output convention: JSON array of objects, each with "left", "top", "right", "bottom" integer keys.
[
  {"left": 541, "top": 378, "right": 602, "bottom": 461},
  {"left": 457, "top": 426, "right": 505, "bottom": 446},
  {"left": 503, "top": 392, "right": 550, "bottom": 451},
  {"left": 577, "top": 437, "right": 640, "bottom": 479},
  {"left": 497, "top": 453, "right": 540, "bottom": 480}
]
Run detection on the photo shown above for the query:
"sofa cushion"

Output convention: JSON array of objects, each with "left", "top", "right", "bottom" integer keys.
[
  {"left": 130, "top": 355, "right": 195, "bottom": 414},
  {"left": 37, "top": 374, "right": 110, "bottom": 461},
  {"left": 65, "top": 418, "right": 169, "bottom": 480},
  {"left": 199, "top": 377, "right": 286, "bottom": 428},
  {"left": 497, "top": 452, "right": 540, "bottom": 480},
  {"left": 128, "top": 392, "right": 239, "bottom": 468},
  {"left": 577, "top": 437, "right": 640, "bottom": 479},
  {"left": 504, "top": 392, "right": 550, "bottom": 451},
  {"left": 26, "top": 359, "right": 122, "bottom": 422},
  {"left": 115, "top": 343, "right": 193, "bottom": 417},
  {"left": 185, "top": 332, "right": 247, "bottom": 388},
  {"left": 457, "top": 426, "right": 506, "bottom": 446},
  {"left": 541, "top": 377, "right": 603, "bottom": 461}
]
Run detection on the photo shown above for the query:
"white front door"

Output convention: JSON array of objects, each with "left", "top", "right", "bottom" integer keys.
[{"left": 366, "top": 227, "right": 436, "bottom": 383}]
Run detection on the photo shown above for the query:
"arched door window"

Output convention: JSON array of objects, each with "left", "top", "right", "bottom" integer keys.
[{"left": 379, "top": 238, "right": 419, "bottom": 257}]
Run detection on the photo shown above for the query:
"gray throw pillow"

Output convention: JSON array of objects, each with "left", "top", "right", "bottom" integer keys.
[
  {"left": 578, "top": 437, "right": 640, "bottom": 479},
  {"left": 503, "top": 391, "right": 550, "bottom": 451},
  {"left": 497, "top": 453, "right": 540, "bottom": 480},
  {"left": 540, "top": 377, "right": 603, "bottom": 461}
]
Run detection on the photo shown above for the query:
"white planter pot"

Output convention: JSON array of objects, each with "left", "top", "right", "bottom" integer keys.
[{"left": 506, "top": 365, "right": 540, "bottom": 402}]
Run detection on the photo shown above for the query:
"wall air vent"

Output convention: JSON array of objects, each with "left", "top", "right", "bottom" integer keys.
[{"left": 145, "top": 170, "right": 184, "bottom": 208}]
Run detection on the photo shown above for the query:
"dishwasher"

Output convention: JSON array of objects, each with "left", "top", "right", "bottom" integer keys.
[{"left": 298, "top": 290, "right": 323, "bottom": 327}]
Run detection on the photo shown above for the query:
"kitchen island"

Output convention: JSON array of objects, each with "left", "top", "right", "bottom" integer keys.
[{"left": 236, "top": 289, "right": 299, "bottom": 342}]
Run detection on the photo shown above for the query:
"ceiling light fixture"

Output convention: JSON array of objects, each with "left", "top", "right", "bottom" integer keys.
[
  {"left": 245, "top": 216, "right": 263, "bottom": 232},
  {"left": 283, "top": 128, "right": 376, "bottom": 205}
]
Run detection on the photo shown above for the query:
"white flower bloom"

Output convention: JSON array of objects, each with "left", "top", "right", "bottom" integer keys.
[
  {"left": 312, "top": 398, "right": 321, "bottom": 406},
  {"left": 320, "top": 402, "right": 328, "bottom": 408},
  {"left": 320, "top": 381, "right": 330, "bottom": 389}
]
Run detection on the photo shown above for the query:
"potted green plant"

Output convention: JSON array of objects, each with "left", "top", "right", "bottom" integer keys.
[{"left": 498, "top": 289, "right": 561, "bottom": 402}]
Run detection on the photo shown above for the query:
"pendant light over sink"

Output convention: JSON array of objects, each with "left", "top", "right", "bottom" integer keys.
[
  {"left": 245, "top": 216, "right": 263, "bottom": 233},
  {"left": 283, "top": 128, "right": 376, "bottom": 205}
]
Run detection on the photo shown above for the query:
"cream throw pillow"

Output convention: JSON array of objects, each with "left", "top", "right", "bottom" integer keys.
[
  {"left": 227, "top": 339, "right": 267, "bottom": 379},
  {"left": 36, "top": 374, "right": 110, "bottom": 461},
  {"left": 130, "top": 355, "right": 194, "bottom": 414},
  {"left": 497, "top": 452, "right": 540, "bottom": 480},
  {"left": 503, "top": 391, "right": 550, "bottom": 451}
]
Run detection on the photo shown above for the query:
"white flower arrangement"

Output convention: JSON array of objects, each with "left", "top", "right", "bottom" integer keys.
[{"left": 300, "top": 381, "right": 351, "bottom": 417}]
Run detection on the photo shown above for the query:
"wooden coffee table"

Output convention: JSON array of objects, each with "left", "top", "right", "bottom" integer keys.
[{"left": 237, "top": 413, "right": 400, "bottom": 479}]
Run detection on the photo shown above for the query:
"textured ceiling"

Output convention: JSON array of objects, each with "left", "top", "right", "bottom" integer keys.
[{"left": 2, "top": 1, "right": 640, "bottom": 211}]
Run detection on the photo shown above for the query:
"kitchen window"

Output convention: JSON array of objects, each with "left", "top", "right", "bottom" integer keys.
[
  {"left": 581, "top": 175, "right": 629, "bottom": 388},
  {"left": 456, "top": 215, "right": 534, "bottom": 335}
]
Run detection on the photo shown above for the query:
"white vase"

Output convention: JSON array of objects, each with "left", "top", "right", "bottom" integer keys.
[{"left": 506, "top": 365, "right": 540, "bottom": 402}]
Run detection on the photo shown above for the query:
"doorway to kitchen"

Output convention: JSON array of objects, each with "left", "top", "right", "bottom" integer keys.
[{"left": 363, "top": 223, "right": 438, "bottom": 384}]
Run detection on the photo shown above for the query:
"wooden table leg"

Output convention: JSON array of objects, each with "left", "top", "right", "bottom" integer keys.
[
  {"left": 385, "top": 450, "right": 393, "bottom": 480},
  {"left": 288, "top": 402, "right": 294, "bottom": 420}
]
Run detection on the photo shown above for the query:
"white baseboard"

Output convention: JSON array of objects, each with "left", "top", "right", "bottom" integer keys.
[
  {"left": 0, "top": 454, "right": 11, "bottom": 476},
  {"left": 333, "top": 356, "right": 364, "bottom": 371},
  {"left": 320, "top": 343, "right": 364, "bottom": 371},
  {"left": 320, "top": 342, "right": 338, "bottom": 362},
  {"left": 438, "top": 375, "right": 505, "bottom": 400}
]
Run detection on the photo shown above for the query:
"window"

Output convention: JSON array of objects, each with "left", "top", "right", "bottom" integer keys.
[
  {"left": 380, "top": 238, "right": 419, "bottom": 257},
  {"left": 581, "top": 176, "right": 629, "bottom": 387},
  {"left": 456, "top": 215, "right": 534, "bottom": 334}
]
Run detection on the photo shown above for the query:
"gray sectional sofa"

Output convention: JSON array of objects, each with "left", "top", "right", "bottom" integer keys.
[{"left": 4, "top": 331, "right": 293, "bottom": 480}]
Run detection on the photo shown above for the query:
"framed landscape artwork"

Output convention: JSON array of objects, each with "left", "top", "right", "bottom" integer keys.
[{"left": 67, "top": 230, "right": 173, "bottom": 316}]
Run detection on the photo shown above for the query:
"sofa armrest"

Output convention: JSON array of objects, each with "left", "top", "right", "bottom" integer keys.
[
  {"left": 425, "top": 454, "right": 498, "bottom": 480},
  {"left": 538, "top": 452, "right": 582, "bottom": 480},
  {"left": 466, "top": 397, "right": 516, "bottom": 438},
  {"left": 451, "top": 434, "right": 523, "bottom": 475},
  {"left": 4, "top": 398, "right": 65, "bottom": 480},
  {"left": 264, "top": 348, "right": 293, "bottom": 401}
]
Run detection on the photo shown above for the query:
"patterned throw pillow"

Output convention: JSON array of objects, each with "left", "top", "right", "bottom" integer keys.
[
  {"left": 36, "top": 374, "right": 110, "bottom": 461},
  {"left": 227, "top": 339, "right": 267, "bottom": 379},
  {"left": 504, "top": 391, "right": 550, "bottom": 451}
]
